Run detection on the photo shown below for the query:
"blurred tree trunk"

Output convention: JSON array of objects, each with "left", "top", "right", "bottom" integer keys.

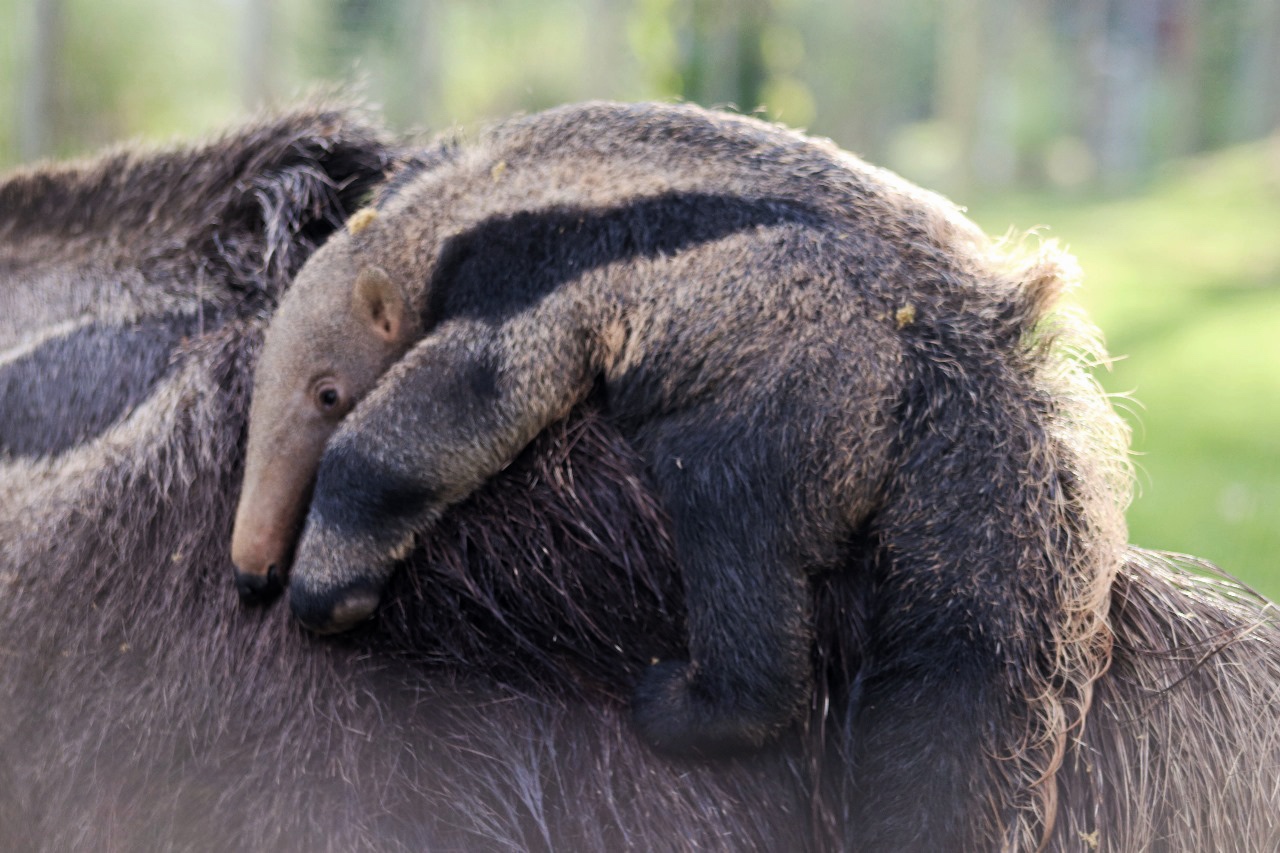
[
  {"left": 681, "top": 0, "right": 769, "bottom": 111},
  {"left": 682, "top": 0, "right": 712, "bottom": 103},
  {"left": 586, "top": 0, "right": 629, "bottom": 96},
  {"left": 936, "top": 0, "right": 982, "bottom": 187},
  {"left": 1077, "top": 0, "right": 1159, "bottom": 189},
  {"left": 733, "top": 0, "right": 768, "bottom": 112},
  {"left": 242, "top": 0, "right": 275, "bottom": 109},
  {"left": 19, "top": 0, "right": 62, "bottom": 161},
  {"left": 390, "top": 0, "right": 439, "bottom": 129},
  {"left": 1165, "top": 0, "right": 1205, "bottom": 157},
  {"left": 1232, "top": 0, "right": 1280, "bottom": 138},
  {"left": 1107, "top": 0, "right": 1158, "bottom": 186},
  {"left": 1076, "top": 0, "right": 1108, "bottom": 174},
  {"left": 843, "top": 0, "right": 887, "bottom": 157},
  {"left": 972, "top": 0, "right": 1017, "bottom": 188},
  {"left": 937, "top": 0, "right": 1019, "bottom": 189}
]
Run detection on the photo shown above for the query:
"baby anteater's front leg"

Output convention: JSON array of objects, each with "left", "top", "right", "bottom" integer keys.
[
  {"left": 632, "top": 423, "right": 814, "bottom": 757},
  {"left": 289, "top": 317, "right": 594, "bottom": 633}
]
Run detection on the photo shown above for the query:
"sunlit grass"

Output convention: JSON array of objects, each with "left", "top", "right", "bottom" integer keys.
[{"left": 971, "top": 138, "right": 1280, "bottom": 596}]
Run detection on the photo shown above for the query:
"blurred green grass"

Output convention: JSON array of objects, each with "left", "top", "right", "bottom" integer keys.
[{"left": 969, "top": 139, "right": 1280, "bottom": 597}]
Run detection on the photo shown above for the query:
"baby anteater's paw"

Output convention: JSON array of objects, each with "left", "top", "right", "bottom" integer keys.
[{"left": 631, "top": 660, "right": 799, "bottom": 759}]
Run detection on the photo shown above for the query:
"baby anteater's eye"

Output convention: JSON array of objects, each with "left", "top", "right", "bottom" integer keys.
[{"left": 314, "top": 383, "right": 342, "bottom": 413}]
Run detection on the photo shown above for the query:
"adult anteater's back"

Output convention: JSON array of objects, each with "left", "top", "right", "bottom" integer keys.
[{"left": 0, "top": 102, "right": 1277, "bottom": 852}]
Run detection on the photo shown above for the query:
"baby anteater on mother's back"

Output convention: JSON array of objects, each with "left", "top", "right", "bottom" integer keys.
[{"left": 232, "top": 101, "right": 1116, "bottom": 766}]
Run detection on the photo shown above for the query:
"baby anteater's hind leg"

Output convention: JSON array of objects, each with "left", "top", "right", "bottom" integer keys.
[{"left": 631, "top": 433, "right": 815, "bottom": 758}]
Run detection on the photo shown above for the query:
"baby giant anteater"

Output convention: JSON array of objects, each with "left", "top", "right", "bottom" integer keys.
[{"left": 237, "top": 101, "right": 1128, "bottom": 763}]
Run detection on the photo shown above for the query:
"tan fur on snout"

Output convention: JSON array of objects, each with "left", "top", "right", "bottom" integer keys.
[{"left": 231, "top": 451, "right": 318, "bottom": 579}]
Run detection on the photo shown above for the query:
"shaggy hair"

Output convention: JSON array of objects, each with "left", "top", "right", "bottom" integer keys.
[{"left": 0, "top": 105, "right": 1277, "bottom": 852}]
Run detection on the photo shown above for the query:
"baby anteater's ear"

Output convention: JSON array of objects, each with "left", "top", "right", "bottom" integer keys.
[{"left": 353, "top": 266, "right": 408, "bottom": 344}]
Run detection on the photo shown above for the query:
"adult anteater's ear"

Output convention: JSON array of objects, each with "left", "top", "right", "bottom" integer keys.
[{"left": 353, "top": 266, "right": 408, "bottom": 344}]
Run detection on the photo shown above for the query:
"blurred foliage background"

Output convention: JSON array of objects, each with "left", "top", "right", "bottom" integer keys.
[{"left": 2, "top": 0, "right": 1278, "bottom": 593}]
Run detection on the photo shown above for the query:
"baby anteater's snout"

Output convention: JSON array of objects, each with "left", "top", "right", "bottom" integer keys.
[{"left": 233, "top": 563, "right": 284, "bottom": 605}]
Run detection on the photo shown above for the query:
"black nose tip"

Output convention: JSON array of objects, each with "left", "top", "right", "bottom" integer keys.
[{"left": 234, "top": 564, "right": 283, "bottom": 605}]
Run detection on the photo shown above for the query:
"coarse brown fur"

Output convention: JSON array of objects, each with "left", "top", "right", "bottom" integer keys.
[
  {"left": 0, "top": 106, "right": 830, "bottom": 851},
  {"left": 238, "top": 102, "right": 1123, "bottom": 771},
  {"left": 2, "top": 104, "right": 1279, "bottom": 851}
]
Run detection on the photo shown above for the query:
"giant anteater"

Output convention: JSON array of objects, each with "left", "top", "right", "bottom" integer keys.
[{"left": 2, "top": 103, "right": 1278, "bottom": 851}]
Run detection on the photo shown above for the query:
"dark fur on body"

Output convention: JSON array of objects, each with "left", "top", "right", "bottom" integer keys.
[
  {"left": 0, "top": 108, "right": 823, "bottom": 851},
  {"left": 251, "top": 103, "right": 1118, "bottom": 786},
  {"left": 1, "top": 106, "right": 1278, "bottom": 851}
]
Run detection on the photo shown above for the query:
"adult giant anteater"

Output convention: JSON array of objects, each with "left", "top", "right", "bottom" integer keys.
[{"left": 3, "top": 103, "right": 1279, "bottom": 852}]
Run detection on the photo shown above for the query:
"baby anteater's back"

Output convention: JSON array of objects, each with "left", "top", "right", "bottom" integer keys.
[{"left": 240, "top": 102, "right": 1132, "bottom": 848}]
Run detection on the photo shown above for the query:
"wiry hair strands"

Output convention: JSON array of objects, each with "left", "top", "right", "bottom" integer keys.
[{"left": 1, "top": 103, "right": 1278, "bottom": 851}]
